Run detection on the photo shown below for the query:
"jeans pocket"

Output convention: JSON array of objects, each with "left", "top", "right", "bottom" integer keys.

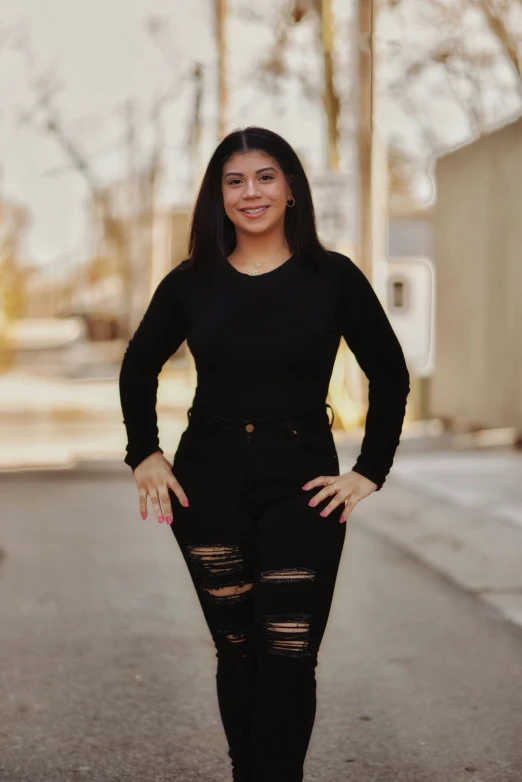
[
  {"left": 175, "top": 428, "right": 212, "bottom": 463},
  {"left": 296, "top": 424, "right": 334, "bottom": 450},
  {"left": 292, "top": 424, "right": 338, "bottom": 477}
]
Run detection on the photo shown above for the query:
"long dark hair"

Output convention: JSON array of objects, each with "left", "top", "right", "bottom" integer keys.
[{"left": 185, "top": 126, "right": 330, "bottom": 277}]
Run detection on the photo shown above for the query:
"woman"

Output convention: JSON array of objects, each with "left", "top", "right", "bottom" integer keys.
[{"left": 119, "top": 125, "right": 410, "bottom": 782}]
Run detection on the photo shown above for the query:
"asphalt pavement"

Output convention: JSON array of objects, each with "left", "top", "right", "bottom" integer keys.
[{"left": 1, "top": 464, "right": 522, "bottom": 782}]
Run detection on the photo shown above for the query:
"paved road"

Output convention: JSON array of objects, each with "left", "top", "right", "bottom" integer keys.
[{"left": 1, "top": 465, "right": 522, "bottom": 782}]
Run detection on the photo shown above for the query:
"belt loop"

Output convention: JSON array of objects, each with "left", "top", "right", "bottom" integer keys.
[{"left": 326, "top": 402, "right": 335, "bottom": 429}]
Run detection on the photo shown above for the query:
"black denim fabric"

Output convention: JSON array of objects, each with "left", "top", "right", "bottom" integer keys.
[{"left": 168, "top": 403, "right": 347, "bottom": 782}]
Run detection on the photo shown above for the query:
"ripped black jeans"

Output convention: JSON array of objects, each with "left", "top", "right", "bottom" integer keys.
[{"left": 168, "top": 403, "right": 347, "bottom": 782}]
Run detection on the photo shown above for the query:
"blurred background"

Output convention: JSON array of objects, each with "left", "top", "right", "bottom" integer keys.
[
  {"left": 1, "top": 0, "right": 522, "bottom": 467},
  {"left": 2, "top": 2, "right": 522, "bottom": 780}
]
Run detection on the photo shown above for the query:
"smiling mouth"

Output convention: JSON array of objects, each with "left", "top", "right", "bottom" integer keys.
[{"left": 240, "top": 206, "right": 269, "bottom": 216}]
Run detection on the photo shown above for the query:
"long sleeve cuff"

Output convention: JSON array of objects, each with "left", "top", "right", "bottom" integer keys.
[{"left": 124, "top": 445, "right": 164, "bottom": 472}]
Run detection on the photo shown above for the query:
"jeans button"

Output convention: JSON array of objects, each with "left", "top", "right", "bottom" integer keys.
[{"left": 246, "top": 423, "right": 254, "bottom": 432}]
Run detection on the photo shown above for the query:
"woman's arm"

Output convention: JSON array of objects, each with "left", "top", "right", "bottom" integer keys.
[
  {"left": 119, "top": 268, "right": 188, "bottom": 471},
  {"left": 338, "top": 255, "right": 410, "bottom": 491}
]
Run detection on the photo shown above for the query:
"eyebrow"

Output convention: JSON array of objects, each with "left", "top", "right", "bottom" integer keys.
[{"left": 223, "top": 166, "right": 277, "bottom": 179}]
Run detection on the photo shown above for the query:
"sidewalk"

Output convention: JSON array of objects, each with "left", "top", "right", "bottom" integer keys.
[
  {"left": 0, "top": 366, "right": 193, "bottom": 420},
  {"left": 0, "top": 368, "right": 193, "bottom": 470},
  {"left": 337, "top": 443, "right": 522, "bottom": 630},
  {"left": 0, "top": 367, "right": 441, "bottom": 471}
]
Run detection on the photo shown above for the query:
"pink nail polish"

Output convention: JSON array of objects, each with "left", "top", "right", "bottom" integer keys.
[
  {"left": 166, "top": 516, "right": 172, "bottom": 525},
  {"left": 158, "top": 516, "right": 164, "bottom": 523},
  {"left": 302, "top": 484, "right": 308, "bottom": 490},
  {"left": 308, "top": 500, "right": 315, "bottom": 507},
  {"left": 320, "top": 510, "right": 327, "bottom": 517},
  {"left": 182, "top": 500, "right": 189, "bottom": 507},
  {"left": 141, "top": 513, "right": 147, "bottom": 519}
]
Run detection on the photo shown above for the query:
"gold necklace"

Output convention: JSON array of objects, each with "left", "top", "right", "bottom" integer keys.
[{"left": 232, "top": 250, "right": 288, "bottom": 276}]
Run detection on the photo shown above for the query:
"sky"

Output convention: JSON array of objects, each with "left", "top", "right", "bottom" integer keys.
[
  {"left": 0, "top": 0, "right": 350, "bottom": 267},
  {"left": 1, "top": 0, "right": 506, "bottom": 270}
]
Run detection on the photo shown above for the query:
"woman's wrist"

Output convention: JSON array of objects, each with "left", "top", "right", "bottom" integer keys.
[{"left": 125, "top": 446, "right": 164, "bottom": 472}]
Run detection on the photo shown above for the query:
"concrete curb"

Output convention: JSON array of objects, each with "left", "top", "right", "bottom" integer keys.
[
  {"left": 0, "top": 454, "right": 128, "bottom": 475},
  {"left": 349, "top": 474, "right": 522, "bottom": 629}
]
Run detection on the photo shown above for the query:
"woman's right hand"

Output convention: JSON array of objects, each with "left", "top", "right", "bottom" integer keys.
[{"left": 133, "top": 451, "right": 189, "bottom": 525}]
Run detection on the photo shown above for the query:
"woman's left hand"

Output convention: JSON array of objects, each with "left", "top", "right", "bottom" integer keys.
[{"left": 302, "top": 471, "right": 378, "bottom": 523}]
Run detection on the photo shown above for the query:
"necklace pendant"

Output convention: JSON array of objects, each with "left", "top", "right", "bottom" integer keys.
[{"left": 251, "top": 270, "right": 260, "bottom": 276}]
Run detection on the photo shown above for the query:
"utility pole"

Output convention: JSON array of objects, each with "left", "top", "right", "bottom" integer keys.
[
  {"left": 357, "top": 0, "right": 374, "bottom": 282},
  {"left": 187, "top": 62, "right": 204, "bottom": 200},
  {"left": 291, "top": 0, "right": 340, "bottom": 171},
  {"left": 123, "top": 99, "right": 139, "bottom": 337},
  {"left": 329, "top": 0, "right": 374, "bottom": 431},
  {"left": 320, "top": 0, "right": 340, "bottom": 171},
  {"left": 215, "top": 0, "right": 227, "bottom": 140}
]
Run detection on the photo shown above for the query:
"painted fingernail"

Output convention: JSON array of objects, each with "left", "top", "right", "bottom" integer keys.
[
  {"left": 339, "top": 517, "right": 345, "bottom": 524},
  {"left": 158, "top": 516, "right": 164, "bottom": 523},
  {"left": 165, "top": 516, "right": 173, "bottom": 525},
  {"left": 182, "top": 500, "right": 189, "bottom": 507},
  {"left": 302, "top": 484, "right": 308, "bottom": 490},
  {"left": 141, "top": 513, "right": 147, "bottom": 519},
  {"left": 320, "top": 510, "right": 327, "bottom": 517},
  {"left": 308, "top": 500, "right": 315, "bottom": 507}
]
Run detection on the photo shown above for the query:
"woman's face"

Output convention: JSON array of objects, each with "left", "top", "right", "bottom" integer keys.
[{"left": 221, "top": 150, "right": 293, "bottom": 236}]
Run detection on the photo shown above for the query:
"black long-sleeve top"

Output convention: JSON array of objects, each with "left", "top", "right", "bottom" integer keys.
[{"left": 119, "top": 250, "right": 410, "bottom": 490}]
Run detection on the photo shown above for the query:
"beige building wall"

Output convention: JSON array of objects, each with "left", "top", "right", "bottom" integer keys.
[{"left": 431, "top": 117, "right": 522, "bottom": 431}]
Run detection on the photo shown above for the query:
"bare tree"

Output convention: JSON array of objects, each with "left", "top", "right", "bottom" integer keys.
[
  {"left": 234, "top": 1, "right": 350, "bottom": 169},
  {"left": 10, "top": 22, "right": 192, "bottom": 333},
  {"left": 377, "top": 0, "right": 522, "bottom": 200},
  {"left": 145, "top": 16, "right": 203, "bottom": 189},
  {"left": 0, "top": 191, "right": 30, "bottom": 370},
  {"left": 239, "top": 1, "right": 521, "bottom": 200}
]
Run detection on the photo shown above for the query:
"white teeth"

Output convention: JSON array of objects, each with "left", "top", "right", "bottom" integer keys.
[{"left": 243, "top": 207, "right": 267, "bottom": 214}]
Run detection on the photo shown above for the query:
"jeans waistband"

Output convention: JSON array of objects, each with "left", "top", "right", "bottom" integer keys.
[{"left": 187, "top": 403, "right": 335, "bottom": 432}]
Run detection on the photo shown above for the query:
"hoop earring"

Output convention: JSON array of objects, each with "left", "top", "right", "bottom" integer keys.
[{"left": 286, "top": 197, "right": 295, "bottom": 208}]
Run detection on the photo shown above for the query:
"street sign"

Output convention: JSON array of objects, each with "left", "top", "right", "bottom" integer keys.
[{"left": 309, "top": 171, "right": 356, "bottom": 249}]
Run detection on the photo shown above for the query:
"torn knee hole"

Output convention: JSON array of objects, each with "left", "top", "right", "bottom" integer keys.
[
  {"left": 260, "top": 568, "right": 316, "bottom": 584},
  {"left": 216, "top": 624, "right": 255, "bottom": 665},
  {"left": 223, "top": 630, "right": 247, "bottom": 643},
  {"left": 187, "top": 544, "right": 243, "bottom": 575},
  {"left": 204, "top": 583, "right": 253, "bottom": 602},
  {"left": 264, "top": 614, "right": 312, "bottom": 657}
]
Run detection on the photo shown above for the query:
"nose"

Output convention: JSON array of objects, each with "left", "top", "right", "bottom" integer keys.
[{"left": 243, "top": 178, "right": 261, "bottom": 197}]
